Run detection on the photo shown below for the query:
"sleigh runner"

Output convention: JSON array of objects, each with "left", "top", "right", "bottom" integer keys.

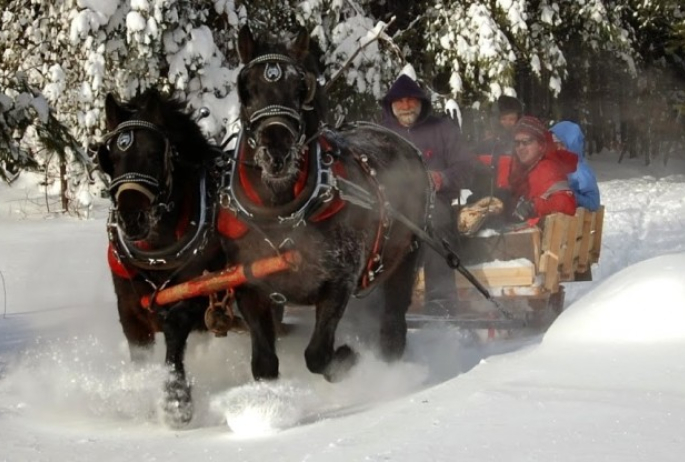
[{"left": 410, "top": 206, "right": 605, "bottom": 332}]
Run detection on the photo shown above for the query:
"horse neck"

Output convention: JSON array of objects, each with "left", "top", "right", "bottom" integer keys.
[{"left": 155, "top": 167, "right": 203, "bottom": 245}]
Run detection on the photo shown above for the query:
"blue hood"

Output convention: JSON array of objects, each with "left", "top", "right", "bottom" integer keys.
[{"left": 551, "top": 121, "right": 585, "bottom": 159}]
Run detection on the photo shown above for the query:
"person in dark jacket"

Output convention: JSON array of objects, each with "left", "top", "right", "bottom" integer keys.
[
  {"left": 469, "top": 95, "right": 524, "bottom": 202},
  {"left": 380, "top": 74, "right": 472, "bottom": 315}
]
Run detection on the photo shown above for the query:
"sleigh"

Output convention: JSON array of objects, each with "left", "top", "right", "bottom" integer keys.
[{"left": 408, "top": 206, "right": 605, "bottom": 335}]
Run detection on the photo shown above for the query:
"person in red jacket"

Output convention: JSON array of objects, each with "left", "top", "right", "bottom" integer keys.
[{"left": 508, "top": 116, "right": 578, "bottom": 223}]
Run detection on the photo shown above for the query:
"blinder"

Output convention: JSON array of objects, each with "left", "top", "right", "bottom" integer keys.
[
  {"left": 92, "top": 142, "right": 113, "bottom": 176},
  {"left": 238, "top": 53, "right": 319, "bottom": 148},
  {"left": 94, "top": 119, "right": 175, "bottom": 206}
]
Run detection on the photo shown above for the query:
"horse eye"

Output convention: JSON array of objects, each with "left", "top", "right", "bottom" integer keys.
[{"left": 116, "top": 131, "right": 134, "bottom": 151}]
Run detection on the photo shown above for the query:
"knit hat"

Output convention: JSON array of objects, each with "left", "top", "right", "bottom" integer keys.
[
  {"left": 513, "top": 116, "right": 548, "bottom": 143},
  {"left": 497, "top": 95, "right": 523, "bottom": 116}
]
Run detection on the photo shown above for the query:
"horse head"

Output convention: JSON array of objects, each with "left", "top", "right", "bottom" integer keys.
[
  {"left": 236, "top": 25, "right": 323, "bottom": 193},
  {"left": 97, "top": 89, "right": 213, "bottom": 242}
]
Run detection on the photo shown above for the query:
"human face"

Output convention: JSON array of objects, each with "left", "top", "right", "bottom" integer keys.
[
  {"left": 391, "top": 97, "right": 422, "bottom": 127},
  {"left": 514, "top": 135, "right": 543, "bottom": 166},
  {"left": 499, "top": 112, "right": 520, "bottom": 132},
  {"left": 552, "top": 134, "right": 565, "bottom": 151}
]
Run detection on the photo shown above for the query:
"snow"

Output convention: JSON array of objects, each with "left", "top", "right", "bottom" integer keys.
[{"left": 1, "top": 150, "right": 685, "bottom": 460}]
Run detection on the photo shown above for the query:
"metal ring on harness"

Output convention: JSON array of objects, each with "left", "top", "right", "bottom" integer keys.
[
  {"left": 269, "top": 292, "right": 287, "bottom": 304},
  {"left": 222, "top": 131, "right": 335, "bottom": 225},
  {"left": 109, "top": 171, "right": 214, "bottom": 271}
]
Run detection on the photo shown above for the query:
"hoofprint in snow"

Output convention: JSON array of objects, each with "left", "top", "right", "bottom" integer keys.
[{"left": 0, "top": 150, "right": 684, "bottom": 461}]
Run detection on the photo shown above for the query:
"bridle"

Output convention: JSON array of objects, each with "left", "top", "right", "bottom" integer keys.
[
  {"left": 98, "top": 119, "right": 175, "bottom": 209},
  {"left": 237, "top": 53, "right": 318, "bottom": 161},
  {"left": 221, "top": 52, "right": 329, "bottom": 225},
  {"left": 96, "top": 119, "right": 214, "bottom": 272}
]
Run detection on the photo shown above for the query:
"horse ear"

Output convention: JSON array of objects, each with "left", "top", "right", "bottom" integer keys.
[
  {"left": 142, "top": 89, "right": 165, "bottom": 125},
  {"left": 238, "top": 25, "right": 255, "bottom": 64},
  {"left": 105, "top": 93, "right": 128, "bottom": 130},
  {"left": 290, "top": 27, "right": 310, "bottom": 60}
]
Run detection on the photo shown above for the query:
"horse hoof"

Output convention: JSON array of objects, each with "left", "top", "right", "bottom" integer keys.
[
  {"left": 323, "top": 345, "right": 359, "bottom": 383},
  {"left": 162, "top": 379, "right": 193, "bottom": 427},
  {"left": 252, "top": 354, "right": 279, "bottom": 381}
]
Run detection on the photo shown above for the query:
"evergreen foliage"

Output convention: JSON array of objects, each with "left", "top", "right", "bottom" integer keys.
[{"left": 0, "top": 0, "right": 683, "bottom": 193}]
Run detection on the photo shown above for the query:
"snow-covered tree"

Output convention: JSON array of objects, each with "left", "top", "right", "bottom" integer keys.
[
  {"left": 0, "top": 75, "right": 89, "bottom": 212},
  {"left": 419, "top": 0, "right": 635, "bottom": 105},
  {"left": 1, "top": 0, "right": 684, "bottom": 184}
]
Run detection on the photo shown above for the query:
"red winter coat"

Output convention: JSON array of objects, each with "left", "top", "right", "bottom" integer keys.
[{"left": 509, "top": 137, "right": 578, "bottom": 218}]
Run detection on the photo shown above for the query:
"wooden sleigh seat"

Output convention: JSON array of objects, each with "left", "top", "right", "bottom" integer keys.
[{"left": 413, "top": 206, "right": 605, "bottom": 318}]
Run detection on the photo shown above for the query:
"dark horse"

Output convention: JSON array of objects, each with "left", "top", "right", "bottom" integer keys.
[
  {"left": 96, "top": 89, "right": 225, "bottom": 425},
  {"left": 219, "top": 25, "right": 432, "bottom": 381}
]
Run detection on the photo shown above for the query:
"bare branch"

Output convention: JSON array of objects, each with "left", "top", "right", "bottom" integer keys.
[{"left": 323, "top": 16, "right": 396, "bottom": 93}]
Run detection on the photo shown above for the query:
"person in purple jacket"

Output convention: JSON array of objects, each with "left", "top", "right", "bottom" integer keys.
[{"left": 380, "top": 74, "right": 472, "bottom": 315}]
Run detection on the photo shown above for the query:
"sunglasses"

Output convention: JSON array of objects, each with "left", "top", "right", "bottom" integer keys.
[{"left": 514, "top": 138, "right": 536, "bottom": 148}]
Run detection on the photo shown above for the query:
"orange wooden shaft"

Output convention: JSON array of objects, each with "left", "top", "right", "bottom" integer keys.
[{"left": 140, "top": 250, "right": 301, "bottom": 309}]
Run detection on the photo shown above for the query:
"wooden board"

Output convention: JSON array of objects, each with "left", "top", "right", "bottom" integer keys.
[
  {"left": 590, "top": 206, "right": 605, "bottom": 264},
  {"left": 560, "top": 207, "right": 583, "bottom": 280},
  {"left": 456, "top": 227, "right": 540, "bottom": 266},
  {"left": 539, "top": 207, "right": 605, "bottom": 286},
  {"left": 455, "top": 264, "right": 535, "bottom": 288},
  {"left": 576, "top": 210, "right": 596, "bottom": 273}
]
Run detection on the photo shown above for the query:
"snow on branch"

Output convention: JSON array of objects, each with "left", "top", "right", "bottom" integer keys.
[{"left": 323, "top": 17, "right": 396, "bottom": 94}]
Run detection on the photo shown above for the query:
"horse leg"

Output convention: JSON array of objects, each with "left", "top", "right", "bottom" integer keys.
[
  {"left": 159, "top": 299, "right": 206, "bottom": 426},
  {"left": 114, "top": 277, "right": 156, "bottom": 363},
  {"left": 305, "top": 283, "right": 358, "bottom": 382},
  {"left": 380, "top": 248, "right": 421, "bottom": 361},
  {"left": 235, "top": 288, "right": 280, "bottom": 381}
]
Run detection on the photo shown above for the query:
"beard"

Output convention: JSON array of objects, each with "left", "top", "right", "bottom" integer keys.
[{"left": 392, "top": 106, "right": 421, "bottom": 127}]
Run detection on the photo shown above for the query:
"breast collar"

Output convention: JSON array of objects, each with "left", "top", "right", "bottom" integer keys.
[{"left": 219, "top": 131, "right": 341, "bottom": 228}]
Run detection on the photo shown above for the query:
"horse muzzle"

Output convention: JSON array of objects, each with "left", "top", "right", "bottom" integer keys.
[
  {"left": 114, "top": 183, "right": 158, "bottom": 240},
  {"left": 253, "top": 122, "right": 304, "bottom": 178}
]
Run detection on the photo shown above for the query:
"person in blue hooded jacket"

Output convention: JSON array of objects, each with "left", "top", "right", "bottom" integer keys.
[{"left": 550, "top": 121, "right": 601, "bottom": 211}]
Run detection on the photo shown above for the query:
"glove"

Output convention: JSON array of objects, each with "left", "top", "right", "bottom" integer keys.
[
  {"left": 512, "top": 198, "right": 535, "bottom": 221},
  {"left": 429, "top": 171, "right": 444, "bottom": 191}
]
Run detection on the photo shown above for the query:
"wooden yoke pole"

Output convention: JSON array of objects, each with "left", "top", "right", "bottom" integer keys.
[{"left": 140, "top": 250, "right": 301, "bottom": 309}]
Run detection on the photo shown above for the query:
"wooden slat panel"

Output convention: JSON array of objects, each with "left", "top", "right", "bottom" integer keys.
[
  {"left": 456, "top": 227, "right": 540, "bottom": 266},
  {"left": 560, "top": 210, "right": 583, "bottom": 280},
  {"left": 532, "top": 226, "right": 542, "bottom": 271},
  {"left": 577, "top": 211, "right": 596, "bottom": 272},
  {"left": 544, "top": 253, "right": 560, "bottom": 292},
  {"left": 590, "top": 205, "right": 605, "bottom": 264},
  {"left": 540, "top": 213, "right": 571, "bottom": 274},
  {"left": 455, "top": 264, "right": 535, "bottom": 288},
  {"left": 540, "top": 213, "right": 573, "bottom": 291}
]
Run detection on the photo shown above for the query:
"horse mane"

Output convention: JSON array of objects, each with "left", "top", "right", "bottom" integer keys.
[{"left": 126, "top": 89, "right": 215, "bottom": 165}]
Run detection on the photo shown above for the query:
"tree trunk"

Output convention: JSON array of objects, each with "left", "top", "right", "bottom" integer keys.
[{"left": 60, "top": 157, "right": 68, "bottom": 212}]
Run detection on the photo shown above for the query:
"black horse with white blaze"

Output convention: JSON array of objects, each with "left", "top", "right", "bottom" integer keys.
[{"left": 219, "top": 25, "right": 432, "bottom": 381}]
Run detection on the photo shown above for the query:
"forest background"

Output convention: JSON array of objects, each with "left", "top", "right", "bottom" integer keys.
[{"left": 1, "top": 0, "right": 684, "bottom": 213}]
